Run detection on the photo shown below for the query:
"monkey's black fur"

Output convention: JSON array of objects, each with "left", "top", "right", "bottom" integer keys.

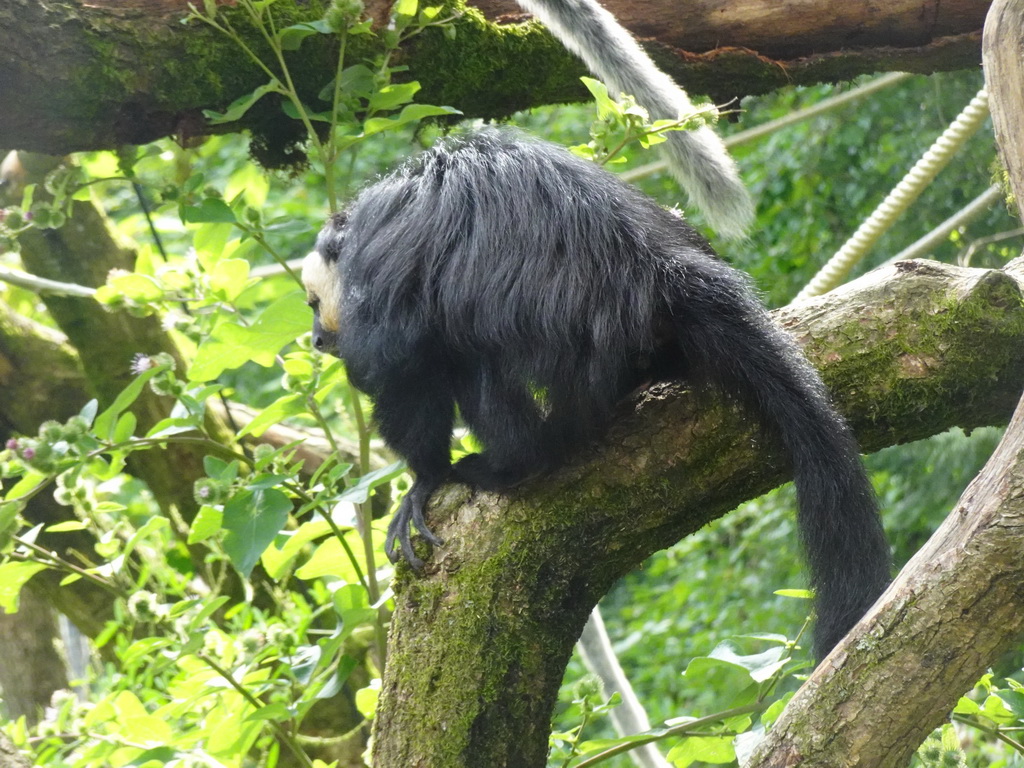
[{"left": 307, "top": 128, "right": 891, "bottom": 657}]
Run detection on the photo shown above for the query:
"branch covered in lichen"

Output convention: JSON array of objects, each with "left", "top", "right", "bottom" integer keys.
[{"left": 373, "top": 257, "right": 1024, "bottom": 767}]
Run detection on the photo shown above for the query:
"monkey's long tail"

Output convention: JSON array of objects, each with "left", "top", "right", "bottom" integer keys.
[
  {"left": 669, "top": 270, "right": 891, "bottom": 658},
  {"left": 514, "top": 0, "right": 755, "bottom": 238}
]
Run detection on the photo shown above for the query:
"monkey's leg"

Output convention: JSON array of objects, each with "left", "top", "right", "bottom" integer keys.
[
  {"left": 451, "top": 365, "right": 550, "bottom": 490},
  {"left": 372, "top": 375, "right": 455, "bottom": 569}
]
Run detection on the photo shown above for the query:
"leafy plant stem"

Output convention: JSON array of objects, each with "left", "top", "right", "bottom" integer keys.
[
  {"left": 348, "top": 386, "right": 387, "bottom": 671},
  {"left": 320, "top": 503, "right": 371, "bottom": 596},
  {"left": 573, "top": 703, "right": 765, "bottom": 768},
  {"left": 196, "top": 651, "right": 316, "bottom": 768},
  {"left": 304, "top": 389, "right": 386, "bottom": 667},
  {"left": 245, "top": 1, "right": 338, "bottom": 210},
  {"left": 241, "top": 225, "right": 302, "bottom": 283},
  {"left": 7, "top": 435, "right": 250, "bottom": 507},
  {"left": 326, "top": 30, "right": 350, "bottom": 197},
  {"left": 9, "top": 536, "right": 123, "bottom": 594},
  {"left": 559, "top": 709, "right": 592, "bottom": 768},
  {"left": 954, "top": 714, "right": 1024, "bottom": 755}
]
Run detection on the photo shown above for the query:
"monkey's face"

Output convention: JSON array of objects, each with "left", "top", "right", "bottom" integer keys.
[{"left": 301, "top": 249, "right": 341, "bottom": 356}]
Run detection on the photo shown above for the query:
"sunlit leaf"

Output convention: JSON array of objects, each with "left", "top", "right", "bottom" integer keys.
[
  {"left": 222, "top": 488, "right": 292, "bottom": 577},
  {"left": 203, "top": 81, "right": 280, "bottom": 124}
]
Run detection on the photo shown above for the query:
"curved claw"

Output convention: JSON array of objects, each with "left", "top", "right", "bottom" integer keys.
[{"left": 385, "top": 483, "right": 444, "bottom": 571}]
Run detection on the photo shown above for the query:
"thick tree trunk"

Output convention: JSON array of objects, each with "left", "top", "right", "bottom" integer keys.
[
  {"left": 474, "top": 0, "right": 989, "bottom": 59},
  {"left": 0, "top": 302, "right": 116, "bottom": 637},
  {"left": 0, "top": 593, "right": 68, "bottom": 725},
  {"left": 0, "top": 731, "right": 31, "bottom": 768},
  {"left": 9, "top": 154, "right": 229, "bottom": 525},
  {"left": 0, "top": 0, "right": 991, "bottom": 154},
  {"left": 372, "top": 257, "right": 1024, "bottom": 767}
]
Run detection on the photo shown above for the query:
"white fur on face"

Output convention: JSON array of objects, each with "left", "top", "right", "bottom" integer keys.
[{"left": 301, "top": 250, "right": 341, "bottom": 332}]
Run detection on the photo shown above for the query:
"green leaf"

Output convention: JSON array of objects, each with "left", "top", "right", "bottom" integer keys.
[
  {"left": 188, "top": 505, "right": 224, "bottom": 545},
  {"left": 203, "top": 81, "right": 281, "bottom": 124},
  {"left": 110, "top": 690, "right": 173, "bottom": 744},
  {"left": 339, "top": 64, "right": 376, "bottom": 98},
  {"left": 245, "top": 703, "right": 293, "bottom": 723},
  {"left": 145, "top": 419, "right": 200, "bottom": 439},
  {"left": 581, "top": 76, "right": 619, "bottom": 119},
  {"left": 203, "top": 456, "right": 239, "bottom": 483},
  {"left": 181, "top": 197, "right": 237, "bottom": 224},
  {"left": 761, "top": 691, "right": 794, "bottom": 728},
  {"left": 774, "top": 588, "right": 813, "bottom": 599},
  {"left": 338, "top": 461, "right": 406, "bottom": 504},
  {"left": 997, "top": 690, "right": 1024, "bottom": 718},
  {"left": 287, "top": 644, "right": 323, "bottom": 685},
  {"left": 222, "top": 488, "right": 292, "bottom": 577},
  {"left": 209, "top": 258, "right": 251, "bottom": 301},
  {"left": 103, "top": 273, "right": 164, "bottom": 303},
  {"left": 363, "top": 103, "right": 461, "bottom": 136},
  {"left": 0, "top": 562, "right": 48, "bottom": 612},
  {"left": 4, "top": 471, "right": 47, "bottom": 501},
  {"left": 261, "top": 518, "right": 332, "bottom": 579},
  {"left": 46, "top": 520, "right": 89, "bottom": 533},
  {"left": 354, "top": 679, "right": 380, "bottom": 719},
  {"left": 981, "top": 693, "right": 1017, "bottom": 723},
  {"left": 193, "top": 222, "right": 234, "bottom": 261},
  {"left": 685, "top": 643, "right": 788, "bottom": 683},
  {"left": 332, "top": 583, "right": 377, "bottom": 638},
  {"left": 294, "top": 525, "right": 384, "bottom": 583},
  {"left": 277, "top": 19, "right": 333, "bottom": 50},
  {"left": 113, "top": 411, "right": 137, "bottom": 443},
  {"left": 953, "top": 696, "right": 981, "bottom": 715},
  {"left": 189, "top": 292, "right": 311, "bottom": 381},
  {"left": 393, "top": 0, "right": 417, "bottom": 18},
  {"left": 0, "top": 503, "right": 17, "bottom": 548},
  {"left": 348, "top": 18, "right": 373, "bottom": 35},
  {"left": 368, "top": 82, "right": 421, "bottom": 111},
  {"left": 282, "top": 100, "right": 333, "bottom": 123},
  {"left": 185, "top": 595, "right": 230, "bottom": 631},
  {"left": 666, "top": 735, "right": 736, "bottom": 766},
  {"left": 79, "top": 399, "right": 99, "bottom": 426},
  {"left": 237, "top": 393, "right": 306, "bottom": 438},
  {"left": 94, "top": 363, "right": 169, "bottom": 441}
]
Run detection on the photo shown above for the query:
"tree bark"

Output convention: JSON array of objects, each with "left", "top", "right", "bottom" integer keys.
[
  {"left": 739, "top": 1, "right": 1024, "bottom": 765},
  {"left": 0, "top": 593, "right": 68, "bottom": 726},
  {"left": 9, "top": 153, "right": 230, "bottom": 525},
  {"left": 0, "top": 302, "right": 116, "bottom": 637},
  {"left": 0, "top": 731, "right": 31, "bottom": 768},
  {"left": 0, "top": 0, "right": 990, "bottom": 155},
  {"left": 472, "top": 0, "right": 988, "bottom": 61},
  {"left": 372, "top": 257, "right": 1024, "bottom": 767},
  {"left": 746, "top": 378, "right": 1024, "bottom": 767}
]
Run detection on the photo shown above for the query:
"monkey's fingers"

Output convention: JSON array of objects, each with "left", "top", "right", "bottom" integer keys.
[
  {"left": 410, "top": 502, "right": 443, "bottom": 549},
  {"left": 385, "top": 504, "right": 422, "bottom": 570}
]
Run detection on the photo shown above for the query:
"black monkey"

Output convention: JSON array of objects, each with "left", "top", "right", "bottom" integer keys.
[{"left": 302, "top": 128, "right": 891, "bottom": 658}]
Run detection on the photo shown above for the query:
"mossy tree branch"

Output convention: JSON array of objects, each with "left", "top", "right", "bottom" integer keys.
[
  {"left": 742, "top": 1, "right": 1024, "bottom": 765},
  {"left": 373, "top": 257, "right": 1024, "bottom": 767},
  {"left": 0, "top": 0, "right": 992, "bottom": 155}
]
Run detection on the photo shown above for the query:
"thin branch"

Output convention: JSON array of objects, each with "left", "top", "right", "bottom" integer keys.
[{"left": 0, "top": 264, "right": 96, "bottom": 297}]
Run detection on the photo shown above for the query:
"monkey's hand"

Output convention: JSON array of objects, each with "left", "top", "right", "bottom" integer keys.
[{"left": 385, "top": 480, "right": 444, "bottom": 570}]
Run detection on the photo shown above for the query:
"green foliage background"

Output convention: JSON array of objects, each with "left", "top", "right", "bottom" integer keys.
[{"left": 1, "top": 9, "right": 1023, "bottom": 764}]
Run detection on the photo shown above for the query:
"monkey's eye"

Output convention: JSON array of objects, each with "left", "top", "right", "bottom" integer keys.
[{"left": 306, "top": 297, "right": 320, "bottom": 312}]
